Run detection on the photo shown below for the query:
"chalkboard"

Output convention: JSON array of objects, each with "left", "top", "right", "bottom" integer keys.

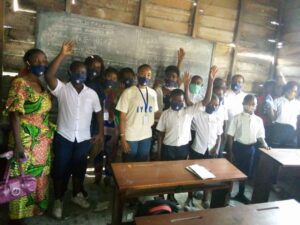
[{"left": 36, "top": 12, "right": 214, "bottom": 83}]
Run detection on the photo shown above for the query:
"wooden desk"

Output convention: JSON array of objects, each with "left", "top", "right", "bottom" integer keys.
[
  {"left": 252, "top": 148, "right": 300, "bottom": 203},
  {"left": 111, "top": 159, "right": 247, "bottom": 225},
  {"left": 135, "top": 199, "right": 300, "bottom": 225}
]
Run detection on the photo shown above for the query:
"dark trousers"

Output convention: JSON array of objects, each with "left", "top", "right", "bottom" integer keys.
[
  {"left": 161, "top": 144, "right": 189, "bottom": 161},
  {"left": 189, "top": 148, "right": 212, "bottom": 160}
]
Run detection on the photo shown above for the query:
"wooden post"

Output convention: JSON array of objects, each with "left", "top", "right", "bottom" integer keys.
[
  {"left": 191, "top": 0, "right": 200, "bottom": 38},
  {"left": 0, "top": 0, "right": 4, "bottom": 113},
  {"left": 227, "top": 0, "right": 242, "bottom": 85},
  {"left": 65, "top": 0, "right": 72, "bottom": 13},
  {"left": 138, "top": 0, "right": 147, "bottom": 26}
]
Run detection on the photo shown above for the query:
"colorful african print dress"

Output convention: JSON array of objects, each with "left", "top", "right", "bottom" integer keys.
[{"left": 5, "top": 77, "right": 55, "bottom": 219}]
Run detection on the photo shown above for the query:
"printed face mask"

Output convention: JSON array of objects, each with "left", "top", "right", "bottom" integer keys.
[
  {"left": 165, "top": 79, "right": 178, "bottom": 89},
  {"left": 170, "top": 101, "right": 184, "bottom": 111},
  {"left": 231, "top": 83, "right": 241, "bottom": 92},
  {"left": 87, "top": 69, "right": 98, "bottom": 78},
  {"left": 29, "top": 64, "right": 47, "bottom": 77},
  {"left": 205, "top": 104, "right": 216, "bottom": 114},
  {"left": 123, "top": 78, "right": 134, "bottom": 88},
  {"left": 70, "top": 73, "right": 87, "bottom": 84},
  {"left": 138, "top": 76, "right": 150, "bottom": 86},
  {"left": 189, "top": 84, "right": 202, "bottom": 94},
  {"left": 104, "top": 80, "right": 118, "bottom": 89}
]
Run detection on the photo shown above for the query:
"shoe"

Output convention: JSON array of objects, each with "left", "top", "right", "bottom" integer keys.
[
  {"left": 232, "top": 194, "right": 250, "bottom": 205},
  {"left": 201, "top": 200, "right": 210, "bottom": 209},
  {"left": 72, "top": 192, "right": 90, "bottom": 208},
  {"left": 52, "top": 200, "right": 63, "bottom": 219},
  {"left": 167, "top": 194, "right": 179, "bottom": 205},
  {"left": 192, "top": 191, "right": 203, "bottom": 200},
  {"left": 184, "top": 204, "right": 200, "bottom": 212}
]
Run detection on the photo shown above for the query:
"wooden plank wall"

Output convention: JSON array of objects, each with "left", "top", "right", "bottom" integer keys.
[
  {"left": 277, "top": 0, "right": 300, "bottom": 84},
  {"left": 3, "top": 0, "right": 280, "bottom": 93}
]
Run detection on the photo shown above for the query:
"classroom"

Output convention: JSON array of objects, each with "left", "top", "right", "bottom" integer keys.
[{"left": 0, "top": 0, "right": 300, "bottom": 225}]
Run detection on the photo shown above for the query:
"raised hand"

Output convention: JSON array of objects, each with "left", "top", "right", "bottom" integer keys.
[
  {"left": 182, "top": 71, "right": 191, "bottom": 87},
  {"left": 209, "top": 65, "right": 218, "bottom": 80},
  {"left": 60, "top": 41, "right": 74, "bottom": 56},
  {"left": 177, "top": 48, "right": 185, "bottom": 62}
]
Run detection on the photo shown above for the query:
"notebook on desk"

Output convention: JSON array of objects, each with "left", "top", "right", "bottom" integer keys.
[{"left": 186, "top": 164, "right": 216, "bottom": 179}]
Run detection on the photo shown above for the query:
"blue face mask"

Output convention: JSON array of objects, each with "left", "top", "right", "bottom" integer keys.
[
  {"left": 165, "top": 79, "right": 177, "bottom": 89},
  {"left": 123, "top": 78, "right": 134, "bottom": 88},
  {"left": 205, "top": 104, "right": 216, "bottom": 114},
  {"left": 87, "top": 69, "right": 99, "bottom": 79},
  {"left": 29, "top": 65, "right": 47, "bottom": 77},
  {"left": 104, "top": 80, "right": 117, "bottom": 89},
  {"left": 70, "top": 73, "right": 87, "bottom": 84},
  {"left": 231, "top": 83, "right": 241, "bottom": 92},
  {"left": 138, "top": 76, "right": 150, "bottom": 86},
  {"left": 170, "top": 101, "right": 184, "bottom": 111}
]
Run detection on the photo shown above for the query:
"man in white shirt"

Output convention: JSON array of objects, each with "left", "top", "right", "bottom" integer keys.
[
  {"left": 227, "top": 94, "right": 269, "bottom": 204},
  {"left": 116, "top": 64, "right": 159, "bottom": 162},
  {"left": 45, "top": 42, "right": 103, "bottom": 219},
  {"left": 268, "top": 81, "right": 300, "bottom": 148}
]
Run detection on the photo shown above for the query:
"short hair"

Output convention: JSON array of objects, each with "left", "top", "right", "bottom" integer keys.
[
  {"left": 232, "top": 74, "right": 245, "bottom": 83},
  {"left": 104, "top": 67, "right": 118, "bottom": 78},
  {"left": 119, "top": 67, "right": 135, "bottom": 80},
  {"left": 138, "top": 64, "right": 151, "bottom": 73},
  {"left": 282, "top": 81, "right": 298, "bottom": 95},
  {"left": 243, "top": 94, "right": 256, "bottom": 105},
  {"left": 23, "top": 48, "right": 45, "bottom": 63},
  {"left": 69, "top": 61, "right": 86, "bottom": 72},
  {"left": 191, "top": 75, "right": 203, "bottom": 83},
  {"left": 170, "top": 88, "right": 185, "bottom": 99},
  {"left": 84, "top": 55, "right": 105, "bottom": 74},
  {"left": 165, "top": 65, "right": 180, "bottom": 77},
  {"left": 214, "top": 77, "right": 226, "bottom": 88}
]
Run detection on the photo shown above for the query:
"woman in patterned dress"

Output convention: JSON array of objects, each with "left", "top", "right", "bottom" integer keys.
[{"left": 5, "top": 49, "right": 55, "bottom": 225}]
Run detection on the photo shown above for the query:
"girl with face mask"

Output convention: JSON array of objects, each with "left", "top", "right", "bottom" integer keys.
[
  {"left": 188, "top": 75, "right": 204, "bottom": 104},
  {"left": 227, "top": 94, "right": 270, "bottom": 204}
]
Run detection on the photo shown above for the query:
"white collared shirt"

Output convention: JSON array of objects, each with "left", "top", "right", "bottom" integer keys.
[
  {"left": 192, "top": 111, "right": 223, "bottom": 154},
  {"left": 190, "top": 93, "right": 204, "bottom": 104},
  {"left": 224, "top": 90, "right": 247, "bottom": 122},
  {"left": 156, "top": 102, "right": 203, "bottom": 146},
  {"left": 116, "top": 86, "right": 159, "bottom": 141},
  {"left": 227, "top": 112, "right": 265, "bottom": 145},
  {"left": 273, "top": 96, "right": 300, "bottom": 129},
  {"left": 49, "top": 79, "right": 101, "bottom": 142}
]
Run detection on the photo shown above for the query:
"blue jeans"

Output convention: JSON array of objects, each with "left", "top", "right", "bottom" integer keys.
[{"left": 123, "top": 138, "right": 152, "bottom": 162}]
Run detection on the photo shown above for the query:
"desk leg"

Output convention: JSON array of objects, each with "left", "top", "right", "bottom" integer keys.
[
  {"left": 210, "top": 183, "right": 232, "bottom": 208},
  {"left": 111, "top": 187, "right": 124, "bottom": 225},
  {"left": 251, "top": 154, "right": 279, "bottom": 203}
]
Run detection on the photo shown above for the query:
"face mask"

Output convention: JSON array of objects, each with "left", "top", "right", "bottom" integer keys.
[
  {"left": 231, "top": 83, "right": 241, "bottom": 92},
  {"left": 205, "top": 105, "right": 216, "bottom": 114},
  {"left": 104, "top": 80, "right": 117, "bottom": 89},
  {"left": 70, "top": 73, "right": 87, "bottom": 84},
  {"left": 189, "top": 84, "right": 202, "bottom": 94},
  {"left": 29, "top": 65, "right": 47, "bottom": 77},
  {"left": 170, "top": 101, "right": 184, "bottom": 111},
  {"left": 123, "top": 78, "right": 134, "bottom": 88},
  {"left": 87, "top": 69, "right": 98, "bottom": 79},
  {"left": 244, "top": 105, "right": 256, "bottom": 114},
  {"left": 138, "top": 76, "right": 150, "bottom": 86},
  {"left": 165, "top": 79, "right": 177, "bottom": 89}
]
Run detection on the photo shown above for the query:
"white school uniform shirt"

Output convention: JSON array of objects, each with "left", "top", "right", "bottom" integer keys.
[
  {"left": 116, "top": 86, "right": 158, "bottom": 141},
  {"left": 191, "top": 111, "right": 223, "bottom": 154},
  {"left": 227, "top": 112, "right": 265, "bottom": 145},
  {"left": 273, "top": 96, "right": 300, "bottom": 130},
  {"left": 49, "top": 79, "right": 101, "bottom": 142},
  {"left": 156, "top": 102, "right": 203, "bottom": 147},
  {"left": 224, "top": 90, "right": 247, "bottom": 122},
  {"left": 190, "top": 93, "right": 204, "bottom": 104}
]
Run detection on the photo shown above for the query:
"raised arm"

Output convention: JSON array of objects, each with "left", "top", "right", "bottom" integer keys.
[
  {"left": 177, "top": 48, "right": 185, "bottom": 70},
  {"left": 202, "top": 66, "right": 218, "bottom": 106},
  {"left": 45, "top": 41, "right": 74, "bottom": 90},
  {"left": 183, "top": 71, "right": 194, "bottom": 106}
]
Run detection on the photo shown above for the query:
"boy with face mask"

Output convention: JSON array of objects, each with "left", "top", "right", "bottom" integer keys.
[{"left": 227, "top": 94, "right": 269, "bottom": 204}]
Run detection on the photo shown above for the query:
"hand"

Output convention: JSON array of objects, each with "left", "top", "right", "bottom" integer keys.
[
  {"left": 60, "top": 41, "right": 74, "bottom": 56},
  {"left": 209, "top": 65, "right": 218, "bottom": 80},
  {"left": 177, "top": 48, "right": 185, "bottom": 63},
  {"left": 265, "top": 145, "right": 271, "bottom": 150},
  {"left": 209, "top": 148, "right": 217, "bottom": 157},
  {"left": 182, "top": 71, "right": 191, "bottom": 87},
  {"left": 121, "top": 139, "right": 130, "bottom": 154},
  {"left": 91, "top": 133, "right": 103, "bottom": 145}
]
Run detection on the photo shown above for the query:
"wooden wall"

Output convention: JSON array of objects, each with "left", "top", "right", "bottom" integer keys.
[
  {"left": 277, "top": 0, "right": 300, "bottom": 84},
  {"left": 3, "top": 0, "right": 281, "bottom": 93}
]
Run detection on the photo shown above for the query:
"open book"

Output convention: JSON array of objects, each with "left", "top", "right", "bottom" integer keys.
[{"left": 186, "top": 164, "right": 216, "bottom": 179}]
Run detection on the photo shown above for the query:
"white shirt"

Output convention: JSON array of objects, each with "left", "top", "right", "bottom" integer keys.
[
  {"left": 116, "top": 86, "right": 158, "bottom": 141},
  {"left": 155, "top": 86, "right": 164, "bottom": 112},
  {"left": 227, "top": 112, "right": 265, "bottom": 145},
  {"left": 156, "top": 102, "right": 203, "bottom": 146},
  {"left": 192, "top": 111, "right": 223, "bottom": 154},
  {"left": 49, "top": 80, "right": 101, "bottom": 142},
  {"left": 273, "top": 96, "right": 300, "bottom": 129},
  {"left": 224, "top": 90, "right": 247, "bottom": 122},
  {"left": 216, "top": 103, "right": 228, "bottom": 126},
  {"left": 190, "top": 93, "right": 203, "bottom": 104}
]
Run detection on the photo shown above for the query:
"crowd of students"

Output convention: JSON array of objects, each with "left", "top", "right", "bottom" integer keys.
[{"left": 4, "top": 41, "right": 300, "bottom": 225}]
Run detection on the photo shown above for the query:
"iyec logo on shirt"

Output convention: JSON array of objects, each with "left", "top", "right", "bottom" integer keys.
[{"left": 136, "top": 105, "right": 153, "bottom": 113}]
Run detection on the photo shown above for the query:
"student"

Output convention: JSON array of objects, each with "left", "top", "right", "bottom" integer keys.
[
  {"left": 268, "top": 81, "right": 300, "bottom": 148},
  {"left": 187, "top": 75, "right": 204, "bottom": 104},
  {"left": 227, "top": 94, "right": 269, "bottom": 204},
  {"left": 224, "top": 74, "right": 247, "bottom": 123},
  {"left": 116, "top": 64, "right": 159, "bottom": 162},
  {"left": 156, "top": 66, "right": 217, "bottom": 204},
  {"left": 45, "top": 41, "right": 103, "bottom": 219}
]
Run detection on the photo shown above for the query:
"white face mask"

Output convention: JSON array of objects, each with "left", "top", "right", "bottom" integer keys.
[{"left": 244, "top": 105, "right": 256, "bottom": 114}]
